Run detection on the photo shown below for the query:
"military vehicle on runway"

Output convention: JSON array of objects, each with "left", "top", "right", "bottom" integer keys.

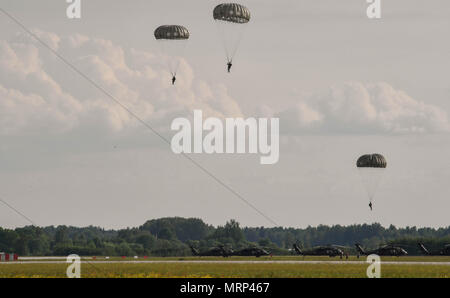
[
  {"left": 355, "top": 243, "right": 408, "bottom": 257},
  {"left": 418, "top": 243, "right": 450, "bottom": 256},
  {"left": 189, "top": 245, "right": 232, "bottom": 257},
  {"left": 232, "top": 246, "right": 270, "bottom": 257},
  {"left": 293, "top": 243, "right": 347, "bottom": 259}
]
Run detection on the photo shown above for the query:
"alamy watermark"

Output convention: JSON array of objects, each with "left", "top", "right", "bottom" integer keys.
[
  {"left": 66, "top": 254, "right": 81, "bottom": 278},
  {"left": 171, "top": 110, "right": 279, "bottom": 165},
  {"left": 65, "top": 1, "right": 381, "bottom": 21},
  {"left": 367, "top": 0, "right": 381, "bottom": 19},
  {"left": 66, "top": 0, "right": 81, "bottom": 19},
  {"left": 366, "top": 254, "right": 381, "bottom": 278}
]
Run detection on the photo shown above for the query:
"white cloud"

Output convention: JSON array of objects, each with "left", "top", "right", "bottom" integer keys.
[
  {"left": 1, "top": 30, "right": 448, "bottom": 138},
  {"left": 0, "top": 30, "right": 243, "bottom": 136},
  {"left": 278, "top": 82, "right": 450, "bottom": 134}
]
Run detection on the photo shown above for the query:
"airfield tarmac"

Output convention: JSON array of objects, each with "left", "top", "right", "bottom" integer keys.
[
  {"left": 9, "top": 256, "right": 450, "bottom": 266},
  {"left": 3, "top": 260, "right": 450, "bottom": 266}
]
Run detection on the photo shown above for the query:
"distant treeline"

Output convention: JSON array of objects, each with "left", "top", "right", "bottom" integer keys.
[{"left": 0, "top": 218, "right": 449, "bottom": 256}]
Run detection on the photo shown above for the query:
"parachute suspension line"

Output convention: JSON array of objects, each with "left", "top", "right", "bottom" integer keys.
[
  {"left": 154, "top": 25, "right": 190, "bottom": 83},
  {"left": 215, "top": 21, "right": 248, "bottom": 64},
  {"left": 229, "top": 22, "right": 248, "bottom": 63},
  {"left": 215, "top": 20, "right": 231, "bottom": 63},
  {"left": 158, "top": 39, "right": 188, "bottom": 81},
  {"left": 357, "top": 166, "right": 385, "bottom": 207},
  {"left": 213, "top": 3, "right": 251, "bottom": 64},
  {"left": 158, "top": 40, "right": 175, "bottom": 79},
  {"left": 172, "top": 39, "right": 188, "bottom": 77}
]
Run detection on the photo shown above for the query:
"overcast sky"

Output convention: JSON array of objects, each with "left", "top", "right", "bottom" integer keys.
[{"left": 0, "top": 0, "right": 449, "bottom": 229}]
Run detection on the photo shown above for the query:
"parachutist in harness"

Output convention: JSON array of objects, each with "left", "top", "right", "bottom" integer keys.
[
  {"left": 227, "top": 61, "right": 232, "bottom": 73},
  {"left": 214, "top": 4, "right": 250, "bottom": 74},
  {"left": 357, "top": 153, "right": 386, "bottom": 213},
  {"left": 154, "top": 25, "right": 189, "bottom": 86}
]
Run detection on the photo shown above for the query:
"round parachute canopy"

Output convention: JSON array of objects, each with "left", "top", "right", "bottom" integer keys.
[
  {"left": 357, "top": 154, "right": 387, "bottom": 168},
  {"left": 357, "top": 154, "right": 387, "bottom": 205},
  {"left": 213, "top": 3, "right": 251, "bottom": 24},
  {"left": 154, "top": 25, "right": 190, "bottom": 40}
]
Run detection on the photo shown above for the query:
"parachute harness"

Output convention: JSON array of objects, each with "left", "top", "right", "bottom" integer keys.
[
  {"left": 154, "top": 25, "right": 190, "bottom": 82},
  {"left": 213, "top": 3, "right": 251, "bottom": 65}
]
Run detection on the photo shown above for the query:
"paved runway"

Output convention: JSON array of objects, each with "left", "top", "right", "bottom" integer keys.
[{"left": 3, "top": 258, "right": 449, "bottom": 266}]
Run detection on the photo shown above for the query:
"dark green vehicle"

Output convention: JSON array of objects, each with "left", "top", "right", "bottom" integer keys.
[
  {"left": 232, "top": 247, "right": 270, "bottom": 257},
  {"left": 418, "top": 243, "right": 450, "bottom": 256},
  {"left": 355, "top": 243, "right": 408, "bottom": 257},
  {"left": 293, "top": 244, "right": 346, "bottom": 259},
  {"left": 189, "top": 245, "right": 232, "bottom": 257}
]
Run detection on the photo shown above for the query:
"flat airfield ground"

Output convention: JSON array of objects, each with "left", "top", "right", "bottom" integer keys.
[{"left": 1, "top": 256, "right": 449, "bottom": 278}]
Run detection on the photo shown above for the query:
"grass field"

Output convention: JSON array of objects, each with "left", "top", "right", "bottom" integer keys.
[
  {"left": 1, "top": 256, "right": 449, "bottom": 278},
  {"left": 15, "top": 255, "right": 450, "bottom": 262}
]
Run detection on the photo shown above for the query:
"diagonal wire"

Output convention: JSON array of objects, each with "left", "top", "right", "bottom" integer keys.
[
  {"left": 0, "top": 195, "right": 36, "bottom": 225},
  {"left": 0, "top": 7, "right": 278, "bottom": 226},
  {"left": 0, "top": 192, "right": 106, "bottom": 275},
  {"left": 82, "top": 259, "right": 107, "bottom": 276},
  {"left": 0, "top": 193, "right": 106, "bottom": 275}
]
